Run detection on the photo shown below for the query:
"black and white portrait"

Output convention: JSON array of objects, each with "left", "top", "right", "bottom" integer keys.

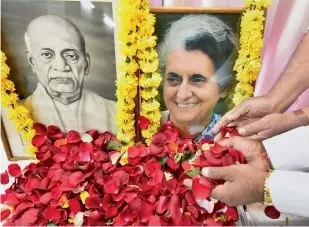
[
  {"left": 155, "top": 12, "right": 241, "bottom": 141},
  {"left": 1, "top": 0, "right": 119, "bottom": 158}
]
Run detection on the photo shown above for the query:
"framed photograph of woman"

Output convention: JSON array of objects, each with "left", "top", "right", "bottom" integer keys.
[
  {"left": 152, "top": 7, "right": 242, "bottom": 142},
  {"left": 1, "top": 0, "right": 120, "bottom": 160}
]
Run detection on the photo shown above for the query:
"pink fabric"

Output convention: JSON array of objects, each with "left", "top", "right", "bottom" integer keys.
[
  {"left": 150, "top": 0, "right": 244, "bottom": 7},
  {"left": 255, "top": 0, "right": 309, "bottom": 112}
]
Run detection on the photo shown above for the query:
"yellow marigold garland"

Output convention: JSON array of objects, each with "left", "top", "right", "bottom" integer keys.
[
  {"left": 1, "top": 51, "right": 37, "bottom": 157},
  {"left": 233, "top": 0, "right": 271, "bottom": 105},
  {"left": 117, "top": 0, "right": 161, "bottom": 146},
  {"left": 136, "top": 0, "right": 162, "bottom": 145},
  {"left": 116, "top": 0, "right": 141, "bottom": 147}
]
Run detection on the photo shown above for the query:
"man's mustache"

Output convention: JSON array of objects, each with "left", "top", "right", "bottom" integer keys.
[{"left": 49, "top": 72, "right": 74, "bottom": 81}]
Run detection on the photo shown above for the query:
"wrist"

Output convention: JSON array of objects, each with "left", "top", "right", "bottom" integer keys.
[
  {"left": 282, "top": 112, "right": 300, "bottom": 131},
  {"left": 264, "top": 94, "right": 282, "bottom": 113}
]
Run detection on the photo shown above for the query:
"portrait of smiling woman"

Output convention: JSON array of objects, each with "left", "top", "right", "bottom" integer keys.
[{"left": 158, "top": 14, "right": 239, "bottom": 141}]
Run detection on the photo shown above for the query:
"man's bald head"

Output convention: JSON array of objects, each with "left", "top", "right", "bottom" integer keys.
[
  {"left": 25, "top": 15, "right": 90, "bottom": 104},
  {"left": 25, "top": 15, "right": 86, "bottom": 54}
]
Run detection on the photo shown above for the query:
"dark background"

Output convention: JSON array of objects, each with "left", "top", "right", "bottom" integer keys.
[
  {"left": 154, "top": 12, "right": 241, "bottom": 113},
  {"left": 1, "top": 0, "right": 117, "bottom": 101}
]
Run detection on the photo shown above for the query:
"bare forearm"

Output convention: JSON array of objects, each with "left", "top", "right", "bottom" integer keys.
[{"left": 267, "top": 33, "right": 309, "bottom": 112}]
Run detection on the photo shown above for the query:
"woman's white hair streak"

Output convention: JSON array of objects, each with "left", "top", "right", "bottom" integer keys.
[{"left": 159, "top": 14, "right": 239, "bottom": 91}]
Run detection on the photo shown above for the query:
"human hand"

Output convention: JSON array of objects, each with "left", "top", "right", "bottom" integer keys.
[
  {"left": 232, "top": 113, "right": 298, "bottom": 141},
  {"left": 201, "top": 165, "right": 267, "bottom": 206},
  {"left": 218, "top": 136, "right": 269, "bottom": 171},
  {"left": 213, "top": 96, "right": 277, "bottom": 134}
]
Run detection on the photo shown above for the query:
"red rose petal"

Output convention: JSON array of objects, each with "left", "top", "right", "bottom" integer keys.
[
  {"left": 204, "top": 151, "right": 222, "bottom": 165},
  {"left": 47, "top": 125, "right": 63, "bottom": 139},
  {"left": 1, "top": 194, "right": 8, "bottom": 204},
  {"left": 106, "top": 205, "right": 118, "bottom": 218},
  {"left": 89, "top": 210, "right": 102, "bottom": 221},
  {"left": 181, "top": 161, "right": 192, "bottom": 171},
  {"left": 192, "top": 178, "right": 211, "bottom": 201},
  {"left": 86, "top": 129, "right": 99, "bottom": 139},
  {"left": 199, "top": 176, "right": 215, "bottom": 189},
  {"left": 40, "top": 192, "right": 53, "bottom": 204},
  {"left": 33, "top": 123, "right": 47, "bottom": 134},
  {"left": 128, "top": 146, "right": 140, "bottom": 158},
  {"left": 52, "top": 152, "right": 67, "bottom": 163},
  {"left": 104, "top": 180, "right": 119, "bottom": 194},
  {"left": 166, "top": 157, "right": 180, "bottom": 170},
  {"left": 85, "top": 196, "right": 101, "bottom": 209},
  {"left": 66, "top": 130, "right": 82, "bottom": 143},
  {"left": 69, "top": 171, "right": 85, "bottom": 187},
  {"left": 164, "top": 129, "right": 178, "bottom": 143},
  {"left": 69, "top": 198, "right": 82, "bottom": 214},
  {"left": 1, "top": 208, "right": 11, "bottom": 221},
  {"left": 32, "top": 134, "right": 46, "bottom": 148},
  {"left": 20, "top": 208, "right": 38, "bottom": 226},
  {"left": 15, "top": 202, "right": 34, "bottom": 215},
  {"left": 1, "top": 171, "right": 9, "bottom": 185},
  {"left": 206, "top": 217, "right": 223, "bottom": 226},
  {"left": 225, "top": 206, "right": 239, "bottom": 220},
  {"left": 149, "top": 215, "right": 161, "bottom": 226},
  {"left": 184, "top": 191, "right": 196, "bottom": 205},
  {"left": 156, "top": 196, "right": 167, "bottom": 215},
  {"left": 139, "top": 116, "right": 151, "bottom": 130},
  {"left": 212, "top": 143, "right": 227, "bottom": 154},
  {"left": 8, "top": 164, "right": 21, "bottom": 177},
  {"left": 167, "top": 195, "right": 182, "bottom": 226},
  {"left": 264, "top": 206, "right": 280, "bottom": 219}
]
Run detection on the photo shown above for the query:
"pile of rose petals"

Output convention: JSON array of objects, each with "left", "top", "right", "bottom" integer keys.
[{"left": 0, "top": 122, "right": 262, "bottom": 226}]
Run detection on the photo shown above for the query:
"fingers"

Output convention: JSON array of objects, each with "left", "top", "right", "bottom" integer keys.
[
  {"left": 202, "top": 166, "right": 232, "bottom": 181},
  {"left": 213, "top": 103, "right": 249, "bottom": 134},
  {"left": 238, "top": 119, "right": 268, "bottom": 137},
  {"left": 210, "top": 184, "right": 227, "bottom": 201},
  {"left": 217, "top": 137, "right": 238, "bottom": 147},
  {"left": 213, "top": 133, "right": 222, "bottom": 142}
]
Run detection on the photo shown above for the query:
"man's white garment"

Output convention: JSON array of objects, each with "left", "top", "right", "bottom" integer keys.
[
  {"left": 22, "top": 83, "right": 117, "bottom": 134},
  {"left": 263, "top": 126, "right": 309, "bottom": 217}
]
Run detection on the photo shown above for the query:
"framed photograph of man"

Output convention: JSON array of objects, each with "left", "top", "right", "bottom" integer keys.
[
  {"left": 152, "top": 7, "right": 242, "bottom": 141},
  {"left": 1, "top": 0, "right": 120, "bottom": 160}
]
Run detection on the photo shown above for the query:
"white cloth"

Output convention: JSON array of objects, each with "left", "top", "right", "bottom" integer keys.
[
  {"left": 22, "top": 83, "right": 117, "bottom": 134},
  {"left": 263, "top": 126, "right": 309, "bottom": 217}
]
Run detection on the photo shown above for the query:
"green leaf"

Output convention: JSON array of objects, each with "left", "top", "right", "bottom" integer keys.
[
  {"left": 286, "top": 217, "right": 289, "bottom": 226},
  {"left": 174, "top": 153, "right": 183, "bottom": 163},
  {"left": 47, "top": 222, "right": 57, "bottom": 226},
  {"left": 182, "top": 152, "right": 195, "bottom": 162},
  {"left": 107, "top": 141, "right": 121, "bottom": 151},
  {"left": 81, "top": 133, "right": 93, "bottom": 142},
  {"left": 186, "top": 169, "right": 201, "bottom": 177},
  {"left": 157, "top": 156, "right": 168, "bottom": 166},
  {"left": 106, "top": 219, "right": 114, "bottom": 225}
]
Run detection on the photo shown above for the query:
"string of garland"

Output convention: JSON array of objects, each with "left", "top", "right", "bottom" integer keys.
[
  {"left": 232, "top": 0, "right": 271, "bottom": 105},
  {"left": 136, "top": 0, "right": 162, "bottom": 145},
  {"left": 1, "top": 51, "right": 37, "bottom": 157},
  {"left": 116, "top": 0, "right": 140, "bottom": 147}
]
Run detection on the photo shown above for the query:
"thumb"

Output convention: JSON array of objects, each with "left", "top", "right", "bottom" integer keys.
[
  {"left": 238, "top": 119, "right": 267, "bottom": 136},
  {"left": 202, "top": 166, "right": 232, "bottom": 181}
]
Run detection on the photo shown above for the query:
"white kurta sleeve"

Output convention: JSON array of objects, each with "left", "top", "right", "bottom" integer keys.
[
  {"left": 268, "top": 170, "right": 309, "bottom": 217},
  {"left": 262, "top": 126, "right": 309, "bottom": 171}
]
